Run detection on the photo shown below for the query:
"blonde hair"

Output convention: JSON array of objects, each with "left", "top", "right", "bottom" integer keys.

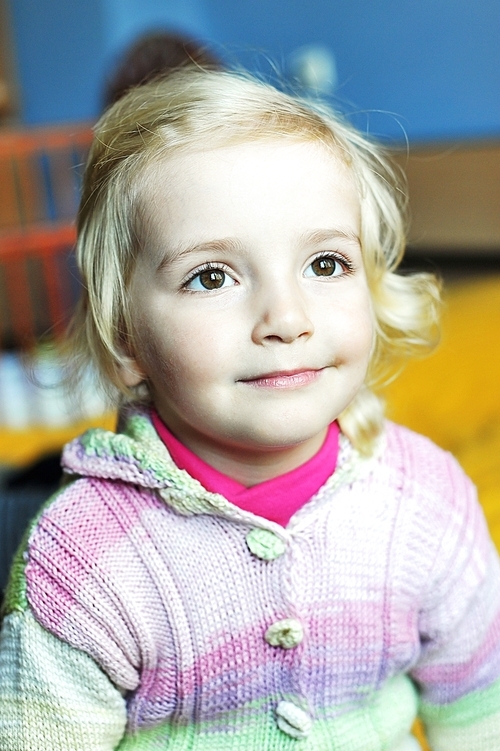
[{"left": 69, "top": 66, "right": 440, "bottom": 454}]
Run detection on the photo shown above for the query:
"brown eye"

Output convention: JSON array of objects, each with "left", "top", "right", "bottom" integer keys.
[
  {"left": 184, "top": 265, "right": 236, "bottom": 291},
  {"left": 198, "top": 269, "right": 226, "bottom": 289},
  {"left": 310, "top": 256, "right": 338, "bottom": 276}
]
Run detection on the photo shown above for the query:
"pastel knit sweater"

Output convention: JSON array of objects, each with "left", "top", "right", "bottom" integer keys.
[{"left": 1, "top": 408, "right": 500, "bottom": 750}]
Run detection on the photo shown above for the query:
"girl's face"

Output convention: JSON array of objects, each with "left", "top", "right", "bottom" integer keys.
[{"left": 124, "top": 140, "right": 374, "bottom": 482}]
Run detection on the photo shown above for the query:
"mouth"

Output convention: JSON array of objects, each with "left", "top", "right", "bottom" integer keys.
[{"left": 239, "top": 368, "right": 324, "bottom": 390}]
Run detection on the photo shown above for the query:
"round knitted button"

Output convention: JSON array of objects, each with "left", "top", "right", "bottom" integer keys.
[
  {"left": 265, "top": 618, "right": 303, "bottom": 649},
  {"left": 246, "top": 529, "right": 286, "bottom": 561},
  {"left": 276, "top": 701, "right": 312, "bottom": 739}
]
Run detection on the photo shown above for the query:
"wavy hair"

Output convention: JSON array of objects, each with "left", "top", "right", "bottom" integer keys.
[{"left": 68, "top": 66, "right": 440, "bottom": 454}]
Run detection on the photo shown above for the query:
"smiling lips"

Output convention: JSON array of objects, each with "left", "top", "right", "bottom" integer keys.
[{"left": 241, "top": 369, "right": 323, "bottom": 389}]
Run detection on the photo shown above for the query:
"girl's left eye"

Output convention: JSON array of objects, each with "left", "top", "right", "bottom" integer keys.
[
  {"left": 304, "top": 254, "right": 347, "bottom": 278},
  {"left": 184, "top": 266, "right": 236, "bottom": 291}
]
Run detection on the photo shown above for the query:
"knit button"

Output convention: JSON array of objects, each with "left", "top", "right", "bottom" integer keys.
[
  {"left": 265, "top": 618, "right": 303, "bottom": 649},
  {"left": 276, "top": 701, "right": 312, "bottom": 739},
  {"left": 246, "top": 528, "right": 286, "bottom": 560}
]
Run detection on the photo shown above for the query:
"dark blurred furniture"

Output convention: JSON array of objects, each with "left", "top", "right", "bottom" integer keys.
[
  {"left": 0, "top": 125, "right": 92, "bottom": 348},
  {"left": 391, "top": 141, "right": 500, "bottom": 255}
]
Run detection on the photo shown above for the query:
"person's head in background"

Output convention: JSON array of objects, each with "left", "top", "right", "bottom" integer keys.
[{"left": 102, "top": 30, "right": 222, "bottom": 109}]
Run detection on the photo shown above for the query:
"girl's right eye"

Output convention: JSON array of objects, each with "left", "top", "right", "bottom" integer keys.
[{"left": 184, "top": 265, "right": 236, "bottom": 292}]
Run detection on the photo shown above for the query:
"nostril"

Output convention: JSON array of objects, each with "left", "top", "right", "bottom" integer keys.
[
  {"left": 251, "top": 291, "right": 314, "bottom": 345},
  {"left": 264, "top": 334, "right": 290, "bottom": 343}
]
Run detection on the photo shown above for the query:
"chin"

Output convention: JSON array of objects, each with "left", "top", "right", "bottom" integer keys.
[{"left": 236, "top": 422, "right": 330, "bottom": 451}]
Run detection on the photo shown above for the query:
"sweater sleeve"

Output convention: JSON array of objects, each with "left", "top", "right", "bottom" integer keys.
[
  {"left": 0, "top": 609, "right": 127, "bottom": 750},
  {"left": 411, "top": 457, "right": 500, "bottom": 750},
  {"left": 0, "top": 481, "right": 134, "bottom": 750}
]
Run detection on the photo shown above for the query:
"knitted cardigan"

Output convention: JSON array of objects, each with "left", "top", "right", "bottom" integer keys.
[{"left": 1, "top": 408, "right": 500, "bottom": 750}]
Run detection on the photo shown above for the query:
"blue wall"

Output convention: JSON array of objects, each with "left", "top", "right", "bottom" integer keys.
[
  {"left": 6, "top": 0, "right": 500, "bottom": 142},
  {"left": 7, "top": 0, "right": 212, "bottom": 123},
  {"left": 208, "top": 0, "right": 500, "bottom": 142},
  {"left": 7, "top": 0, "right": 105, "bottom": 123}
]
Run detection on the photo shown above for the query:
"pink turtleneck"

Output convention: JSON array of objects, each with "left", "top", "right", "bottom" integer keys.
[{"left": 151, "top": 411, "right": 339, "bottom": 527}]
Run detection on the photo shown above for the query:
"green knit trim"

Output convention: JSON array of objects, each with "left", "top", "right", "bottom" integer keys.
[
  {"left": 419, "top": 678, "right": 500, "bottom": 727},
  {"left": 80, "top": 415, "right": 157, "bottom": 465},
  {"left": 115, "top": 675, "right": 416, "bottom": 749},
  {"left": 80, "top": 415, "right": 182, "bottom": 486},
  {"left": 2, "top": 488, "right": 65, "bottom": 617},
  {"left": 79, "top": 416, "right": 229, "bottom": 510}
]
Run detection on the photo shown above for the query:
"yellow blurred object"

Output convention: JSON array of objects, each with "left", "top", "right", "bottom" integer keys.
[
  {"left": 386, "top": 275, "right": 500, "bottom": 449},
  {"left": 0, "top": 413, "right": 116, "bottom": 467},
  {"left": 412, "top": 719, "right": 430, "bottom": 751},
  {"left": 386, "top": 273, "right": 500, "bottom": 545}
]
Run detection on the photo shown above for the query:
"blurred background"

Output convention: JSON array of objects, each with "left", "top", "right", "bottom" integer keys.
[{"left": 0, "top": 0, "right": 499, "bottom": 628}]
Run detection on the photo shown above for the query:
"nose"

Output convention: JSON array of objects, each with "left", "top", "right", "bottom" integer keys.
[{"left": 251, "top": 282, "right": 314, "bottom": 345}]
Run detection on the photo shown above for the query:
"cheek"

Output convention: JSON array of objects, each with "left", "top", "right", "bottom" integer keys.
[
  {"left": 327, "top": 292, "right": 375, "bottom": 363},
  {"left": 362, "top": 293, "right": 377, "bottom": 362},
  {"left": 130, "top": 316, "right": 174, "bottom": 384},
  {"left": 359, "top": 306, "right": 376, "bottom": 362},
  {"left": 137, "top": 317, "right": 227, "bottom": 391},
  {"left": 345, "top": 323, "right": 374, "bottom": 375},
  {"left": 169, "top": 307, "right": 246, "bottom": 369}
]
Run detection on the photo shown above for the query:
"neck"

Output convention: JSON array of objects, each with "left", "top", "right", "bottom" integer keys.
[
  {"left": 188, "top": 435, "right": 328, "bottom": 487},
  {"left": 155, "top": 412, "right": 328, "bottom": 486}
]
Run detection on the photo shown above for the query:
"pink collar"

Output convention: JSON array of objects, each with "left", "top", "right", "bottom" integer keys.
[{"left": 151, "top": 411, "right": 339, "bottom": 527}]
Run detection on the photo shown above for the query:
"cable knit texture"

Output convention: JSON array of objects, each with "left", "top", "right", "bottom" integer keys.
[{"left": 1, "top": 406, "right": 500, "bottom": 750}]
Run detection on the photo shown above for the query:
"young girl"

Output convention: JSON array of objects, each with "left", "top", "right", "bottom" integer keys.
[{"left": 1, "top": 67, "right": 499, "bottom": 751}]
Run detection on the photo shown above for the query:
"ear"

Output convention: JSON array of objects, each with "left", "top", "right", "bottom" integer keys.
[{"left": 118, "top": 355, "right": 147, "bottom": 387}]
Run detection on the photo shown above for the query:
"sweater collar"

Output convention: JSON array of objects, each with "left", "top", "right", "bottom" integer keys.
[{"left": 62, "top": 404, "right": 376, "bottom": 530}]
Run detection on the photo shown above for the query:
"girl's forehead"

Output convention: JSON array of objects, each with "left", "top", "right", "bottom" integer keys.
[
  {"left": 135, "top": 138, "right": 361, "bottom": 269},
  {"left": 142, "top": 137, "right": 355, "bottom": 203}
]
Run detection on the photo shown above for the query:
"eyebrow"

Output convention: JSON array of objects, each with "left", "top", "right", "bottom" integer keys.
[
  {"left": 156, "top": 228, "right": 361, "bottom": 273},
  {"left": 156, "top": 237, "right": 244, "bottom": 272},
  {"left": 299, "top": 228, "right": 361, "bottom": 246}
]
